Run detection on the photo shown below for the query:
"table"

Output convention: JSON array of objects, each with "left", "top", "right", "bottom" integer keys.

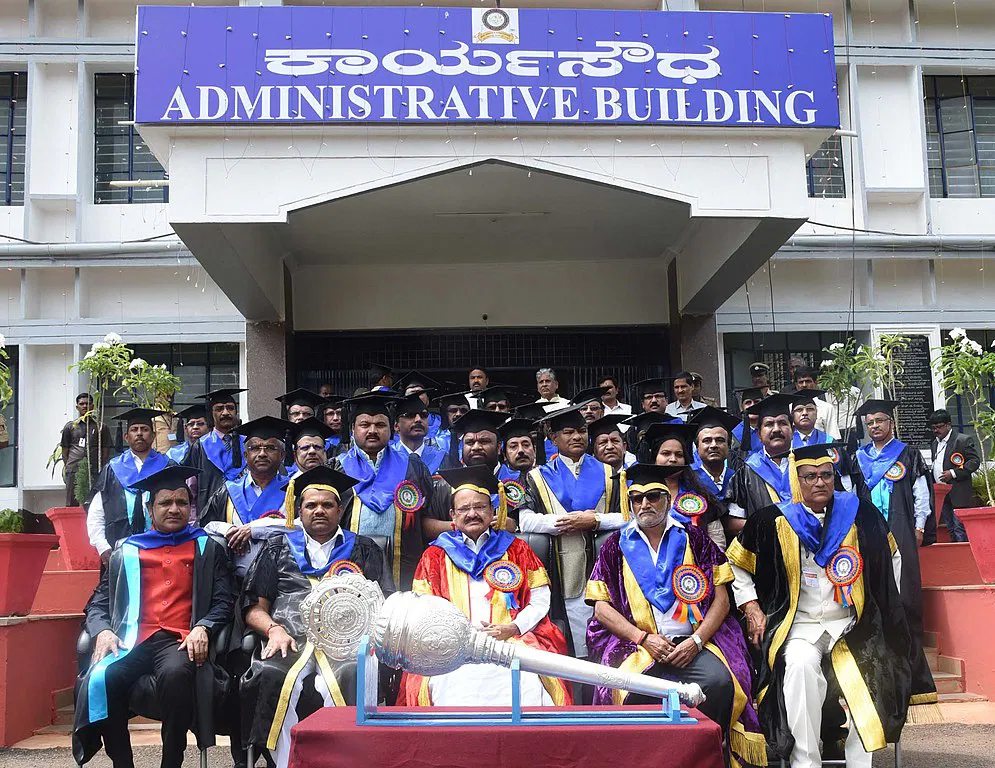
[{"left": 288, "top": 705, "right": 724, "bottom": 768}]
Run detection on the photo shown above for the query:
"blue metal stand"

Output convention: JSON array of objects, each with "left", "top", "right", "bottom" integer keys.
[{"left": 355, "top": 635, "right": 697, "bottom": 727}]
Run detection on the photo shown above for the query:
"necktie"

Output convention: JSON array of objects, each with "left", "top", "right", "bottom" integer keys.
[{"left": 223, "top": 433, "right": 232, "bottom": 454}]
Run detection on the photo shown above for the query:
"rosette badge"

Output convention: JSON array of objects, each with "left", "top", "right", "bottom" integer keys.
[
  {"left": 484, "top": 560, "right": 524, "bottom": 611},
  {"left": 826, "top": 546, "right": 863, "bottom": 607},
  {"left": 394, "top": 480, "right": 425, "bottom": 530},
  {"left": 503, "top": 480, "right": 526, "bottom": 508},
  {"left": 675, "top": 492, "right": 707, "bottom": 522},
  {"left": 671, "top": 564, "right": 708, "bottom": 625}
]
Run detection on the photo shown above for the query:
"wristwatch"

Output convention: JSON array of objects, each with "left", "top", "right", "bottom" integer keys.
[
  {"left": 691, "top": 633, "right": 703, "bottom": 651},
  {"left": 593, "top": 513, "right": 603, "bottom": 531}
]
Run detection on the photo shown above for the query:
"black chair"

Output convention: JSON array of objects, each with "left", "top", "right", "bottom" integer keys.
[
  {"left": 75, "top": 622, "right": 232, "bottom": 768},
  {"left": 514, "top": 532, "right": 571, "bottom": 640}
]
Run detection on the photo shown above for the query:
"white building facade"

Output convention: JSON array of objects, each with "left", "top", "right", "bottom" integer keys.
[{"left": 0, "top": 0, "right": 991, "bottom": 513}]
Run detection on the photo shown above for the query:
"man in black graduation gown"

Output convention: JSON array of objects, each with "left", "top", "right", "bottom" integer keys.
[
  {"left": 240, "top": 466, "right": 393, "bottom": 768},
  {"left": 86, "top": 408, "right": 173, "bottom": 565},
  {"left": 497, "top": 416, "right": 539, "bottom": 482},
  {"left": 182, "top": 388, "right": 247, "bottom": 517},
  {"left": 275, "top": 388, "right": 325, "bottom": 424},
  {"left": 288, "top": 417, "right": 334, "bottom": 477},
  {"left": 329, "top": 392, "right": 435, "bottom": 589},
  {"left": 74, "top": 466, "right": 235, "bottom": 768},
  {"left": 726, "top": 443, "right": 937, "bottom": 767},
  {"left": 853, "top": 399, "right": 933, "bottom": 645}
]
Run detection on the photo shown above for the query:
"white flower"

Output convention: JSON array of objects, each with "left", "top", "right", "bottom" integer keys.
[
  {"left": 129, "top": 358, "right": 147, "bottom": 370},
  {"left": 950, "top": 327, "right": 967, "bottom": 340},
  {"left": 820, "top": 359, "right": 834, "bottom": 369},
  {"left": 829, "top": 343, "right": 844, "bottom": 351},
  {"left": 84, "top": 350, "right": 95, "bottom": 359},
  {"left": 0, "top": 333, "right": 5, "bottom": 349},
  {"left": 103, "top": 332, "right": 122, "bottom": 345},
  {"left": 969, "top": 340, "right": 984, "bottom": 355},
  {"left": 91, "top": 341, "right": 109, "bottom": 351},
  {"left": 874, "top": 353, "right": 886, "bottom": 362}
]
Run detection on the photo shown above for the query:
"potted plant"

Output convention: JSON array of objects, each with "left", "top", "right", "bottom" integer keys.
[
  {"left": 934, "top": 328, "right": 995, "bottom": 582},
  {"left": 0, "top": 509, "right": 60, "bottom": 616}
]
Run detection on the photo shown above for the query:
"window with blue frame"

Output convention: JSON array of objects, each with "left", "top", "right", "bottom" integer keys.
[
  {"left": 806, "top": 134, "right": 845, "bottom": 198},
  {"left": 925, "top": 75, "right": 995, "bottom": 198},
  {"left": 94, "top": 73, "right": 168, "bottom": 204},
  {"left": 0, "top": 72, "right": 26, "bottom": 206}
]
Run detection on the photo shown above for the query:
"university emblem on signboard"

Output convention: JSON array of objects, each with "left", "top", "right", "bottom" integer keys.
[{"left": 473, "top": 8, "right": 519, "bottom": 44}]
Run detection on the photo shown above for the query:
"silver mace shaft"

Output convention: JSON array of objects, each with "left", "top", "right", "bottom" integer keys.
[{"left": 372, "top": 591, "right": 706, "bottom": 707}]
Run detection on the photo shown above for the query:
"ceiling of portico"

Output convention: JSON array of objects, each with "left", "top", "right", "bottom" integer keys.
[{"left": 282, "top": 160, "right": 692, "bottom": 266}]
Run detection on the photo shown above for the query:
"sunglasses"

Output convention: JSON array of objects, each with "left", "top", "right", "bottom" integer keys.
[{"left": 628, "top": 490, "right": 669, "bottom": 506}]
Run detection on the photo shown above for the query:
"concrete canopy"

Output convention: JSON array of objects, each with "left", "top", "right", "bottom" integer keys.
[{"left": 146, "top": 124, "right": 830, "bottom": 325}]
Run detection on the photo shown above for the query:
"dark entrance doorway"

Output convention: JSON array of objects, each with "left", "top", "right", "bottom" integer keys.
[{"left": 294, "top": 326, "right": 669, "bottom": 404}]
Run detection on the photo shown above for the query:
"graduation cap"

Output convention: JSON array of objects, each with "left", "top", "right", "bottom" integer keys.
[
  {"left": 538, "top": 404, "right": 588, "bottom": 432},
  {"left": 175, "top": 403, "right": 207, "bottom": 421},
  {"left": 450, "top": 409, "right": 509, "bottom": 438},
  {"left": 275, "top": 388, "right": 325, "bottom": 411},
  {"left": 283, "top": 464, "right": 360, "bottom": 528},
  {"left": 643, "top": 421, "right": 698, "bottom": 452},
  {"left": 735, "top": 387, "right": 765, "bottom": 409},
  {"left": 623, "top": 463, "right": 685, "bottom": 490},
  {"left": 433, "top": 390, "right": 473, "bottom": 408},
  {"left": 791, "top": 389, "right": 826, "bottom": 406},
  {"left": 233, "top": 415, "right": 293, "bottom": 441},
  {"left": 770, "top": 442, "right": 846, "bottom": 503},
  {"left": 749, "top": 362, "right": 770, "bottom": 377},
  {"left": 116, "top": 407, "right": 167, "bottom": 427},
  {"left": 621, "top": 411, "right": 675, "bottom": 433},
  {"left": 395, "top": 391, "right": 431, "bottom": 416},
  {"left": 288, "top": 417, "right": 335, "bottom": 445},
  {"left": 368, "top": 362, "right": 394, "bottom": 385},
  {"left": 856, "top": 399, "right": 899, "bottom": 419},
  {"left": 393, "top": 370, "right": 441, "bottom": 395},
  {"left": 687, "top": 406, "right": 740, "bottom": 435},
  {"left": 569, "top": 386, "right": 610, "bottom": 406},
  {"left": 587, "top": 414, "right": 629, "bottom": 440},
  {"left": 343, "top": 391, "right": 399, "bottom": 420},
  {"left": 744, "top": 393, "right": 797, "bottom": 421},
  {"left": 497, "top": 417, "right": 535, "bottom": 442},
  {"left": 632, "top": 377, "right": 670, "bottom": 397},
  {"left": 197, "top": 388, "right": 245, "bottom": 405},
  {"left": 478, "top": 385, "right": 519, "bottom": 408},
  {"left": 131, "top": 465, "right": 200, "bottom": 496},
  {"left": 513, "top": 403, "right": 549, "bottom": 422},
  {"left": 438, "top": 465, "right": 500, "bottom": 498}
]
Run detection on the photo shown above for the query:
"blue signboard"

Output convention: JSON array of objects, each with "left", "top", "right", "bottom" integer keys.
[{"left": 135, "top": 6, "right": 839, "bottom": 128}]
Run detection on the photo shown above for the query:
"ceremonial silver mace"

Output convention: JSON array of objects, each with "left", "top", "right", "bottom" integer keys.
[{"left": 300, "top": 575, "right": 706, "bottom": 707}]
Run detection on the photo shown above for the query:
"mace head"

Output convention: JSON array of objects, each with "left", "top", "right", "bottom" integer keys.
[
  {"left": 373, "top": 591, "right": 475, "bottom": 676},
  {"left": 300, "top": 572, "right": 385, "bottom": 661}
]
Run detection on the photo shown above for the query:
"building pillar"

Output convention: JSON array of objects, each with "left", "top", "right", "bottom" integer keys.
[
  {"left": 678, "top": 314, "right": 721, "bottom": 403},
  {"left": 245, "top": 321, "right": 287, "bottom": 419}
]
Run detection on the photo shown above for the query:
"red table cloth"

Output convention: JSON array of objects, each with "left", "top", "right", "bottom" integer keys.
[{"left": 288, "top": 706, "right": 724, "bottom": 768}]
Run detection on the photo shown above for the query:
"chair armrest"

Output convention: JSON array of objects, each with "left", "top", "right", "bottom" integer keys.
[
  {"left": 77, "top": 628, "right": 93, "bottom": 656},
  {"left": 242, "top": 630, "right": 262, "bottom": 657},
  {"left": 213, "top": 620, "right": 233, "bottom": 655}
]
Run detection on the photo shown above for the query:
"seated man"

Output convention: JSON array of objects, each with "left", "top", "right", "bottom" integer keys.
[
  {"left": 726, "top": 444, "right": 938, "bottom": 768},
  {"left": 391, "top": 391, "right": 446, "bottom": 474},
  {"left": 398, "top": 465, "right": 571, "bottom": 706},
  {"left": 73, "top": 466, "right": 234, "bottom": 768},
  {"left": 241, "top": 465, "right": 393, "bottom": 768},
  {"left": 586, "top": 464, "right": 764, "bottom": 768}
]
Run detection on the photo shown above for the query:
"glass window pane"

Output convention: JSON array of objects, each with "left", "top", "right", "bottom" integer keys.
[
  {"left": 945, "top": 165, "right": 980, "bottom": 197},
  {"left": 939, "top": 96, "right": 973, "bottom": 132}
]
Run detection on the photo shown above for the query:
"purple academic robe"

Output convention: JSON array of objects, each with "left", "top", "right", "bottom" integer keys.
[{"left": 586, "top": 524, "right": 766, "bottom": 768}]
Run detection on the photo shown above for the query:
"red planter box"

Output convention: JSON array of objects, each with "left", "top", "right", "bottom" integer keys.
[
  {"left": 0, "top": 534, "right": 60, "bottom": 616},
  {"left": 957, "top": 506, "right": 995, "bottom": 584},
  {"left": 45, "top": 506, "right": 99, "bottom": 570}
]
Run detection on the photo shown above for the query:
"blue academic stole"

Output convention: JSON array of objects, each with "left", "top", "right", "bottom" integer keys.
[
  {"left": 537, "top": 455, "right": 608, "bottom": 512},
  {"left": 166, "top": 443, "right": 190, "bottom": 463},
  {"left": 426, "top": 412, "right": 442, "bottom": 441},
  {"left": 732, "top": 422, "right": 759, "bottom": 453},
  {"left": 856, "top": 440, "right": 907, "bottom": 520},
  {"left": 691, "top": 459, "right": 733, "bottom": 499},
  {"left": 285, "top": 528, "right": 357, "bottom": 578},
  {"left": 619, "top": 521, "right": 689, "bottom": 617},
  {"left": 432, "top": 529, "right": 516, "bottom": 580},
  {"left": 324, "top": 435, "right": 341, "bottom": 452},
  {"left": 792, "top": 429, "right": 832, "bottom": 448},
  {"left": 109, "top": 450, "right": 171, "bottom": 528},
  {"left": 544, "top": 438, "right": 559, "bottom": 462},
  {"left": 497, "top": 464, "right": 522, "bottom": 484},
  {"left": 200, "top": 431, "right": 245, "bottom": 481},
  {"left": 390, "top": 441, "right": 446, "bottom": 475},
  {"left": 227, "top": 473, "right": 289, "bottom": 524},
  {"left": 339, "top": 446, "right": 409, "bottom": 514},
  {"left": 85, "top": 529, "right": 208, "bottom": 723},
  {"left": 746, "top": 451, "right": 793, "bottom": 502},
  {"left": 778, "top": 492, "right": 859, "bottom": 566}
]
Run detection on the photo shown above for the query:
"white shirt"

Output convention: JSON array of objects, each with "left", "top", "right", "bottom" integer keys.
[
  {"left": 665, "top": 400, "right": 706, "bottom": 420},
  {"left": 398, "top": 440, "right": 425, "bottom": 458},
  {"left": 305, "top": 527, "right": 344, "bottom": 571},
  {"left": 633, "top": 518, "right": 696, "bottom": 639},
  {"left": 868, "top": 438, "right": 931, "bottom": 530},
  {"left": 86, "top": 451, "right": 145, "bottom": 556},
  {"left": 518, "top": 455, "right": 623, "bottom": 535},
  {"left": 604, "top": 401, "right": 632, "bottom": 417},
  {"left": 932, "top": 433, "right": 951, "bottom": 483},
  {"left": 536, "top": 395, "right": 569, "bottom": 414}
]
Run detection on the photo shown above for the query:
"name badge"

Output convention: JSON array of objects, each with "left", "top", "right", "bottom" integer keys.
[
  {"left": 78, "top": 437, "right": 86, "bottom": 447},
  {"left": 802, "top": 567, "right": 820, "bottom": 589}
]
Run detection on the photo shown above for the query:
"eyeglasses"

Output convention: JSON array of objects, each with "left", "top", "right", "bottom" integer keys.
[
  {"left": 297, "top": 444, "right": 324, "bottom": 453},
  {"left": 864, "top": 418, "right": 890, "bottom": 428},
  {"left": 454, "top": 503, "right": 492, "bottom": 515},
  {"left": 246, "top": 443, "right": 282, "bottom": 454},
  {"left": 628, "top": 490, "right": 669, "bottom": 506},
  {"left": 797, "top": 470, "right": 835, "bottom": 485}
]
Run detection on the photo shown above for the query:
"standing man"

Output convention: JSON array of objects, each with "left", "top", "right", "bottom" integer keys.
[
  {"left": 61, "top": 392, "right": 111, "bottom": 506},
  {"left": 535, "top": 368, "right": 568, "bottom": 410},
  {"left": 317, "top": 383, "right": 335, "bottom": 400},
  {"left": 731, "top": 387, "right": 763, "bottom": 455},
  {"left": 330, "top": 392, "right": 435, "bottom": 589},
  {"left": 598, "top": 374, "right": 632, "bottom": 418},
  {"left": 929, "top": 409, "right": 979, "bottom": 543},
  {"left": 727, "top": 394, "right": 798, "bottom": 532},
  {"left": 393, "top": 371, "right": 443, "bottom": 440},
  {"left": 183, "top": 388, "right": 247, "bottom": 516},
  {"left": 319, "top": 397, "right": 346, "bottom": 456},
  {"left": 588, "top": 415, "right": 634, "bottom": 473},
  {"left": 750, "top": 362, "right": 775, "bottom": 397},
  {"left": 430, "top": 390, "right": 472, "bottom": 456},
  {"left": 518, "top": 405, "right": 623, "bottom": 657},
  {"left": 276, "top": 389, "right": 325, "bottom": 424},
  {"left": 467, "top": 366, "right": 489, "bottom": 409},
  {"left": 570, "top": 387, "right": 608, "bottom": 424},
  {"left": 665, "top": 372, "right": 706, "bottom": 420},
  {"left": 689, "top": 373, "right": 716, "bottom": 407},
  {"left": 86, "top": 408, "right": 172, "bottom": 565},
  {"left": 392, "top": 392, "right": 446, "bottom": 474},
  {"left": 791, "top": 391, "right": 834, "bottom": 448},
  {"left": 793, "top": 368, "right": 838, "bottom": 437},
  {"left": 854, "top": 399, "right": 932, "bottom": 646},
  {"left": 288, "top": 418, "right": 333, "bottom": 477},
  {"left": 73, "top": 465, "right": 234, "bottom": 768},
  {"left": 688, "top": 406, "right": 740, "bottom": 502},
  {"left": 727, "top": 443, "right": 937, "bottom": 768},
  {"left": 166, "top": 404, "right": 209, "bottom": 463},
  {"left": 479, "top": 385, "right": 516, "bottom": 413},
  {"left": 367, "top": 363, "right": 394, "bottom": 393},
  {"left": 632, "top": 377, "right": 669, "bottom": 414},
  {"left": 497, "top": 417, "right": 538, "bottom": 485}
]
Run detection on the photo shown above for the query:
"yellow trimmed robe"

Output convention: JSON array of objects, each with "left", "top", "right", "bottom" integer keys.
[{"left": 398, "top": 536, "right": 572, "bottom": 706}]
